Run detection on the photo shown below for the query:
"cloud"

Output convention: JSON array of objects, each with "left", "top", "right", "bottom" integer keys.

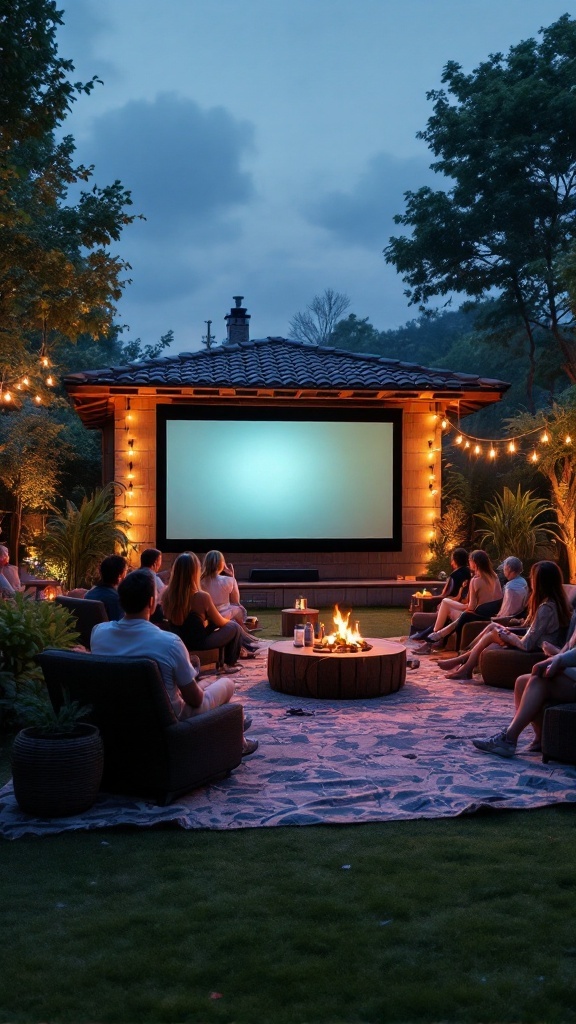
[
  {"left": 304, "top": 151, "right": 436, "bottom": 248},
  {"left": 83, "top": 93, "right": 256, "bottom": 241}
]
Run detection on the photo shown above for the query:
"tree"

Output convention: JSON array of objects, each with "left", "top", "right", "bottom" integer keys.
[
  {"left": 384, "top": 15, "right": 576, "bottom": 394},
  {"left": 508, "top": 390, "right": 576, "bottom": 580},
  {"left": 289, "top": 289, "right": 350, "bottom": 346},
  {"left": 329, "top": 314, "right": 381, "bottom": 353},
  {"left": 0, "top": 403, "right": 70, "bottom": 560},
  {"left": 0, "top": 0, "right": 138, "bottom": 401}
]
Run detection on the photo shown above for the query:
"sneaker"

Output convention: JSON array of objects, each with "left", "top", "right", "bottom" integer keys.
[
  {"left": 242, "top": 738, "right": 259, "bottom": 756},
  {"left": 472, "top": 729, "right": 517, "bottom": 758},
  {"left": 411, "top": 626, "right": 434, "bottom": 641},
  {"left": 243, "top": 715, "right": 253, "bottom": 732},
  {"left": 427, "top": 631, "right": 444, "bottom": 643}
]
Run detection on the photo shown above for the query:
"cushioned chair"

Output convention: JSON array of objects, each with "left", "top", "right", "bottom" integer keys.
[
  {"left": 542, "top": 703, "right": 576, "bottom": 765},
  {"left": 37, "top": 649, "right": 244, "bottom": 804},
  {"left": 479, "top": 644, "right": 545, "bottom": 689},
  {"left": 56, "top": 595, "right": 108, "bottom": 649}
]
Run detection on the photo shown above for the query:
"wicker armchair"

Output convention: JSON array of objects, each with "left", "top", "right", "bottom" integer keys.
[{"left": 37, "top": 649, "right": 244, "bottom": 804}]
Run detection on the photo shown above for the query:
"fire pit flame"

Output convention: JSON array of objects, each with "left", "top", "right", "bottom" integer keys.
[{"left": 314, "top": 605, "right": 372, "bottom": 653}]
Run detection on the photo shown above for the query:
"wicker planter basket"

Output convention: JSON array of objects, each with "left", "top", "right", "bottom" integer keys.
[{"left": 11, "top": 724, "right": 103, "bottom": 817}]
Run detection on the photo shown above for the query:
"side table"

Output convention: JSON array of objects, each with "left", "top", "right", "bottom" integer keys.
[{"left": 281, "top": 607, "right": 320, "bottom": 637}]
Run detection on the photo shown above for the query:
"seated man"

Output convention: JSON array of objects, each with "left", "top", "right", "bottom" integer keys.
[
  {"left": 411, "top": 547, "right": 470, "bottom": 643},
  {"left": 0, "top": 544, "right": 22, "bottom": 596},
  {"left": 90, "top": 568, "right": 257, "bottom": 755},
  {"left": 433, "top": 555, "right": 529, "bottom": 653},
  {"left": 85, "top": 555, "right": 128, "bottom": 621},
  {"left": 140, "top": 547, "right": 166, "bottom": 624}
]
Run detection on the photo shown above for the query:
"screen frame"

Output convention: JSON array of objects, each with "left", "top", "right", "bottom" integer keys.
[{"left": 156, "top": 405, "right": 403, "bottom": 553}]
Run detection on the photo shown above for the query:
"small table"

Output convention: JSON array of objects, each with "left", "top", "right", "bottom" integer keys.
[
  {"left": 22, "top": 579, "right": 61, "bottom": 601},
  {"left": 281, "top": 607, "right": 320, "bottom": 637}
]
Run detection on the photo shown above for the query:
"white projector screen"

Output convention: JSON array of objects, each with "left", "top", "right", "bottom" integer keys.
[{"left": 157, "top": 409, "right": 402, "bottom": 552}]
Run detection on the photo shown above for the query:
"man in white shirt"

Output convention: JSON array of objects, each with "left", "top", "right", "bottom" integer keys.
[
  {"left": 495, "top": 557, "right": 529, "bottom": 620},
  {"left": 90, "top": 569, "right": 257, "bottom": 754}
]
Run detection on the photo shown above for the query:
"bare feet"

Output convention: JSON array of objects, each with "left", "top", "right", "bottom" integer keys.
[
  {"left": 445, "top": 668, "right": 474, "bottom": 680},
  {"left": 439, "top": 656, "right": 466, "bottom": 671}
]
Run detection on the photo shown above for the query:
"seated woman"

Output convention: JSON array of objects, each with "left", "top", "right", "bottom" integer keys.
[
  {"left": 162, "top": 552, "right": 245, "bottom": 671},
  {"left": 201, "top": 550, "right": 247, "bottom": 624},
  {"left": 440, "top": 560, "right": 572, "bottom": 680},
  {"left": 414, "top": 550, "right": 502, "bottom": 652}
]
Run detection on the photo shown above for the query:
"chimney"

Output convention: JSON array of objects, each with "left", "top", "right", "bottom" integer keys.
[{"left": 224, "top": 295, "right": 250, "bottom": 345}]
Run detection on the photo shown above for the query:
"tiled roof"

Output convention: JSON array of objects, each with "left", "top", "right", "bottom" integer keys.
[{"left": 63, "top": 337, "right": 509, "bottom": 393}]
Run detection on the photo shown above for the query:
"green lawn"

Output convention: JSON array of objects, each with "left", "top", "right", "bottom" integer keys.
[{"left": 1, "top": 607, "right": 575, "bottom": 1023}]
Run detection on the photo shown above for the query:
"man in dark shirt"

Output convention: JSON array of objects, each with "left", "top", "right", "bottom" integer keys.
[
  {"left": 85, "top": 555, "right": 128, "bottom": 621},
  {"left": 411, "top": 547, "right": 470, "bottom": 641}
]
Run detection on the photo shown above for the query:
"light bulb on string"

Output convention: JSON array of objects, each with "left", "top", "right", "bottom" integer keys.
[
  {"left": 530, "top": 450, "right": 538, "bottom": 463},
  {"left": 489, "top": 447, "right": 496, "bottom": 459},
  {"left": 3, "top": 392, "right": 12, "bottom": 403},
  {"left": 455, "top": 435, "right": 463, "bottom": 445},
  {"left": 508, "top": 441, "right": 516, "bottom": 453},
  {"left": 46, "top": 376, "right": 54, "bottom": 387},
  {"left": 474, "top": 444, "right": 481, "bottom": 456},
  {"left": 464, "top": 440, "right": 470, "bottom": 449},
  {"left": 565, "top": 435, "right": 572, "bottom": 445},
  {"left": 34, "top": 395, "right": 41, "bottom": 404},
  {"left": 541, "top": 430, "right": 549, "bottom": 443},
  {"left": 441, "top": 418, "right": 448, "bottom": 429}
]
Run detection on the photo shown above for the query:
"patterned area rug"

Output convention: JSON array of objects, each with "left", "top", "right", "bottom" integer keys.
[{"left": 1, "top": 641, "right": 575, "bottom": 839}]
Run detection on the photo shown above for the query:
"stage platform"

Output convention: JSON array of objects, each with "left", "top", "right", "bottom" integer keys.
[{"left": 240, "top": 579, "right": 443, "bottom": 609}]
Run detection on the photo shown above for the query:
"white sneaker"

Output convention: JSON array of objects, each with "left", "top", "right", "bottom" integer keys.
[{"left": 472, "top": 729, "right": 517, "bottom": 758}]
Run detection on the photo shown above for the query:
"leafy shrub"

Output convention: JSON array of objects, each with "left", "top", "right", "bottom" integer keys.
[
  {"left": 40, "top": 482, "right": 131, "bottom": 590},
  {"left": 0, "top": 595, "right": 80, "bottom": 720}
]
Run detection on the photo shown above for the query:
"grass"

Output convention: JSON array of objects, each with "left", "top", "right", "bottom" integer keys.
[{"left": 1, "top": 607, "right": 576, "bottom": 1023}]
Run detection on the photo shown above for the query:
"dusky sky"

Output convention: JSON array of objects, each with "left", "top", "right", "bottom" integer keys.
[{"left": 59, "top": 1, "right": 574, "bottom": 353}]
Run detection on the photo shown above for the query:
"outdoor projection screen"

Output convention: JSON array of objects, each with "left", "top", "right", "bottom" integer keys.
[{"left": 156, "top": 408, "right": 402, "bottom": 552}]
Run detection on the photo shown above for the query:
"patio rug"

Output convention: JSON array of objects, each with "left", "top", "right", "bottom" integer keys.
[{"left": 1, "top": 641, "right": 576, "bottom": 839}]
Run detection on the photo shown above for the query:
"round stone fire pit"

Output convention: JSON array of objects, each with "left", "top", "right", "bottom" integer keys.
[{"left": 267, "top": 639, "right": 406, "bottom": 700}]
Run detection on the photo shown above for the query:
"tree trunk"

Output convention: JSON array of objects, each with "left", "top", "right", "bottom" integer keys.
[{"left": 8, "top": 494, "right": 22, "bottom": 567}]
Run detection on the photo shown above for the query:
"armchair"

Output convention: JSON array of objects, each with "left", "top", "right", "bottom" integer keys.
[
  {"left": 55, "top": 595, "right": 108, "bottom": 649},
  {"left": 37, "top": 649, "right": 244, "bottom": 804}
]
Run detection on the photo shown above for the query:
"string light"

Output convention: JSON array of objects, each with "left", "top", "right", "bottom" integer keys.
[
  {"left": 441, "top": 418, "right": 448, "bottom": 429},
  {"left": 508, "top": 441, "right": 516, "bottom": 453},
  {"left": 530, "top": 450, "right": 538, "bottom": 463},
  {"left": 474, "top": 444, "right": 481, "bottom": 455},
  {"left": 489, "top": 446, "right": 496, "bottom": 459},
  {"left": 455, "top": 434, "right": 463, "bottom": 445},
  {"left": 541, "top": 431, "right": 549, "bottom": 443},
  {"left": 566, "top": 435, "right": 572, "bottom": 445}
]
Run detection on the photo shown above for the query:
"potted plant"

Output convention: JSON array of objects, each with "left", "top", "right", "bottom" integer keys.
[{"left": 10, "top": 691, "right": 103, "bottom": 817}]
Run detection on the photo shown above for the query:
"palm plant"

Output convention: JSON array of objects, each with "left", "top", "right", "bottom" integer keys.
[
  {"left": 40, "top": 482, "right": 131, "bottom": 590},
  {"left": 475, "top": 485, "right": 560, "bottom": 564}
]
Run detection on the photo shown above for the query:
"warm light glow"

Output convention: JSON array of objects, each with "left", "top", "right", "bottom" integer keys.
[
  {"left": 531, "top": 450, "right": 538, "bottom": 463},
  {"left": 464, "top": 441, "right": 470, "bottom": 449},
  {"left": 3, "top": 392, "right": 11, "bottom": 403},
  {"left": 508, "top": 441, "right": 516, "bottom": 453},
  {"left": 489, "top": 447, "right": 496, "bottom": 459},
  {"left": 41, "top": 357, "right": 49, "bottom": 368},
  {"left": 34, "top": 395, "right": 41, "bottom": 404},
  {"left": 46, "top": 375, "right": 54, "bottom": 386},
  {"left": 22, "top": 377, "right": 29, "bottom": 386},
  {"left": 474, "top": 444, "right": 481, "bottom": 455},
  {"left": 541, "top": 431, "right": 549, "bottom": 443},
  {"left": 566, "top": 435, "right": 572, "bottom": 445},
  {"left": 324, "top": 605, "right": 365, "bottom": 648},
  {"left": 455, "top": 434, "right": 463, "bottom": 445},
  {"left": 441, "top": 418, "right": 448, "bottom": 429}
]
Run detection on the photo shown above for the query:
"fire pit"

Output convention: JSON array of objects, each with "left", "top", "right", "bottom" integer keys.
[{"left": 268, "top": 606, "right": 406, "bottom": 700}]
